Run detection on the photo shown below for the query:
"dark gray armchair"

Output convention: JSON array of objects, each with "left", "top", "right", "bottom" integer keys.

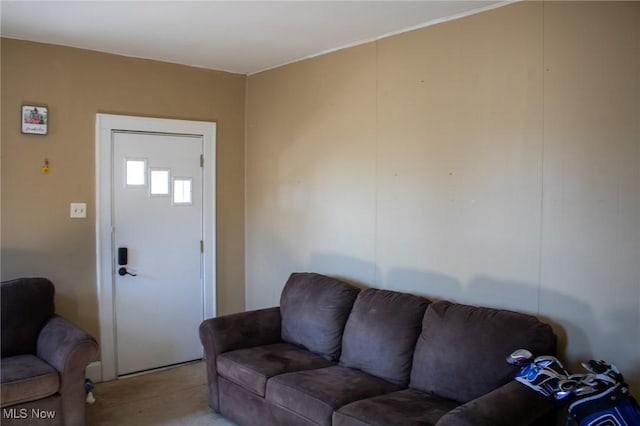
[{"left": 1, "top": 278, "right": 98, "bottom": 425}]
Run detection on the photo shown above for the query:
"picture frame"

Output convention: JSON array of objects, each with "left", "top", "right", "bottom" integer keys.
[{"left": 21, "top": 105, "right": 48, "bottom": 135}]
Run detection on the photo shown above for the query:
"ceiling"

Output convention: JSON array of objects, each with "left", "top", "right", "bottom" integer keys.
[{"left": 1, "top": 1, "right": 507, "bottom": 75}]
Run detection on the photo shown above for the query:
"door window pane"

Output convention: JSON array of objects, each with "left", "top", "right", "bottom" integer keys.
[
  {"left": 173, "top": 178, "right": 192, "bottom": 205},
  {"left": 150, "top": 169, "right": 170, "bottom": 196},
  {"left": 126, "top": 159, "right": 146, "bottom": 186}
]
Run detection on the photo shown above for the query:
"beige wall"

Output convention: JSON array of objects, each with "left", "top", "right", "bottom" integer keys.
[
  {"left": 1, "top": 39, "right": 247, "bottom": 342},
  {"left": 246, "top": 1, "right": 640, "bottom": 389},
  {"left": 2, "top": 1, "right": 638, "bottom": 389}
]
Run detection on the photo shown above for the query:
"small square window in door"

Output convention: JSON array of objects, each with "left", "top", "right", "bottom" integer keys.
[
  {"left": 125, "top": 159, "right": 147, "bottom": 186},
  {"left": 173, "top": 178, "right": 192, "bottom": 205},
  {"left": 150, "top": 169, "right": 171, "bottom": 196}
]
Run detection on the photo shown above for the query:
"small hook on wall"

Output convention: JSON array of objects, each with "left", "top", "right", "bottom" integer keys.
[{"left": 42, "top": 158, "right": 50, "bottom": 174}]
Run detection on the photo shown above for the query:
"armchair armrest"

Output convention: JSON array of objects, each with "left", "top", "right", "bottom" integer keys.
[
  {"left": 436, "top": 381, "right": 555, "bottom": 426},
  {"left": 199, "top": 307, "right": 282, "bottom": 411},
  {"left": 36, "top": 315, "right": 98, "bottom": 426},
  {"left": 37, "top": 315, "right": 98, "bottom": 373}
]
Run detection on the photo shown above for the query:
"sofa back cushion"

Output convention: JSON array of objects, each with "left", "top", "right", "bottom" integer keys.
[
  {"left": 1, "top": 278, "right": 55, "bottom": 357},
  {"left": 339, "top": 289, "right": 430, "bottom": 386},
  {"left": 410, "top": 301, "right": 556, "bottom": 403},
  {"left": 280, "top": 273, "right": 359, "bottom": 360}
]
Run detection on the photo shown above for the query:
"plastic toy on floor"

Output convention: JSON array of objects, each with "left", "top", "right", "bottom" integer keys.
[{"left": 85, "top": 378, "right": 96, "bottom": 404}]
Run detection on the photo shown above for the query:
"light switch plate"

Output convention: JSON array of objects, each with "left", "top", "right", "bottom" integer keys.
[{"left": 70, "top": 202, "right": 87, "bottom": 218}]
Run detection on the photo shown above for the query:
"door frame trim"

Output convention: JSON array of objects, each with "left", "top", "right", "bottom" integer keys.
[{"left": 95, "top": 114, "right": 216, "bottom": 381}]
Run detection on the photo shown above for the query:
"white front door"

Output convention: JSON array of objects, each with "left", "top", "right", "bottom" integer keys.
[{"left": 113, "top": 132, "right": 204, "bottom": 375}]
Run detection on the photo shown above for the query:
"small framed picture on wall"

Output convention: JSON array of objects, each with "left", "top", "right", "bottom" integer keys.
[{"left": 21, "top": 105, "right": 48, "bottom": 135}]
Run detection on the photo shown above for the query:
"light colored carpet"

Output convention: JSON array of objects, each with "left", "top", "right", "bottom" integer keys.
[{"left": 87, "top": 361, "right": 236, "bottom": 426}]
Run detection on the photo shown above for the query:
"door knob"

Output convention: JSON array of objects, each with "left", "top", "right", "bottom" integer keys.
[{"left": 118, "top": 267, "right": 137, "bottom": 277}]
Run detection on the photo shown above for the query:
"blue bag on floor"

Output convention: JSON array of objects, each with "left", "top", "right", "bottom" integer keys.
[
  {"left": 563, "top": 360, "right": 640, "bottom": 426},
  {"left": 566, "top": 383, "right": 640, "bottom": 426},
  {"left": 507, "top": 352, "right": 640, "bottom": 426}
]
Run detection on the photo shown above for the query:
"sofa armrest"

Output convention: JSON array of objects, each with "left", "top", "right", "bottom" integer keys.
[
  {"left": 199, "top": 307, "right": 282, "bottom": 355},
  {"left": 435, "top": 381, "right": 554, "bottom": 426},
  {"left": 199, "top": 307, "right": 282, "bottom": 412},
  {"left": 37, "top": 315, "right": 99, "bottom": 426}
]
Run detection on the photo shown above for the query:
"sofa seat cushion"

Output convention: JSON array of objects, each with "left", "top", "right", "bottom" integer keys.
[
  {"left": 266, "top": 365, "right": 402, "bottom": 426},
  {"left": 217, "top": 343, "right": 335, "bottom": 397},
  {"left": 333, "top": 388, "right": 460, "bottom": 426},
  {"left": 1, "top": 355, "right": 59, "bottom": 407},
  {"left": 280, "top": 273, "right": 360, "bottom": 360},
  {"left": 410, "top": 301, "right": 556, "bottom": 403},
  {"left": 339, "top": 289, "right": 430, "bottom": 386}
]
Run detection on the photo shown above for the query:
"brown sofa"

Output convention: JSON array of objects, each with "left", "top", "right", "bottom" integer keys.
[
  {"left": 200, "top": 273, "right": 556, "bottom": 426},
  {"left": 1, "top": 278, "right": 99, "bottom": 426}
]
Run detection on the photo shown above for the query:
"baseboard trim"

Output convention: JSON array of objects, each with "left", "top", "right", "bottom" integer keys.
[{"left": 86, "top": 361, "right": 102, "bottom": 383}]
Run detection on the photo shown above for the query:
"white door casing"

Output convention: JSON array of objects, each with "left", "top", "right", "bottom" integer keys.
[{"left": 96, "top": 114, "right": 216, "bottom": 381}]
